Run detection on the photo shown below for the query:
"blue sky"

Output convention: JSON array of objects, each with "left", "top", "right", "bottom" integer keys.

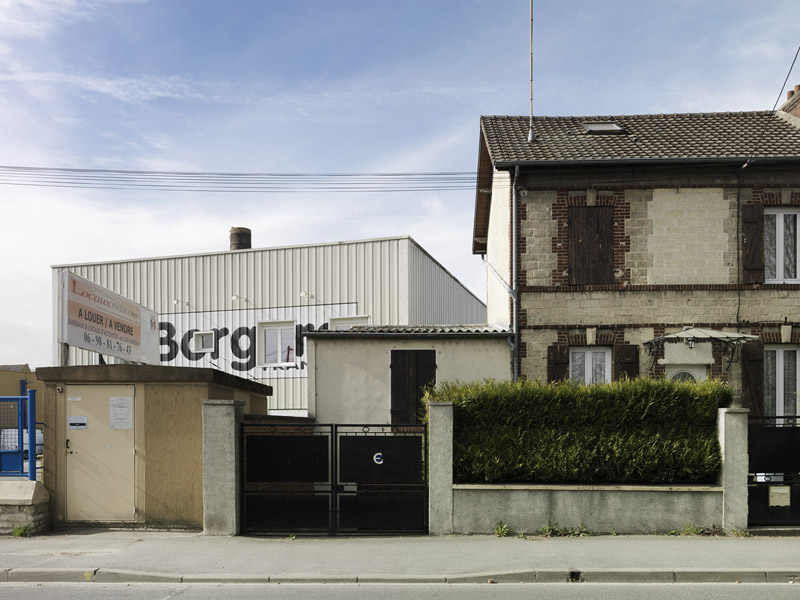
[{"left": 1, "top": 0, "right": 799, "bottom": 368}]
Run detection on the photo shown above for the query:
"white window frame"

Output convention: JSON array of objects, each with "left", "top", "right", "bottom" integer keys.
[
  {"left": 569, "top": 346, "right": 612, "bottom": 384},
  {"left": 666, "top": 364, "right": 707, "bottom": 383},
  {"left": 257, "top": 321, "right": 297, "bottom": 368},
  {"left": 192, "top": 331, "right": 215, "bottom": 354},
  {"left": 329, "top": 315, "right": 370, "bottom": 331},
  {"left": 763, "top": 345, "right": 800, "bottom": 418},
  {"left": 764, "top": 208, "right": 800, "bottom": 283}
]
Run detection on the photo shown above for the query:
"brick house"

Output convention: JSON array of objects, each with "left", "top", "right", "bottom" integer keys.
[{"left": 473, "top": 87, "right": 800, "bottom": 415}]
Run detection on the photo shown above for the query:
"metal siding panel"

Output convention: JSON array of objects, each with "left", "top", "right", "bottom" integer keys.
[{"left": 54, "top": 238, "right": 483, "bottom": 410}]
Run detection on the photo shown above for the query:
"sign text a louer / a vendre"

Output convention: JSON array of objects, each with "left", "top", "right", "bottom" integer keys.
[{"left": 58, "top": 272, "right": 159, "bottom": 364}]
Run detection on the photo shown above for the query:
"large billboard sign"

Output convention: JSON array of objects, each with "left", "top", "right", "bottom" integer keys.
[{"left": 58, "top": 272, "right": 159, "bottom": 364}]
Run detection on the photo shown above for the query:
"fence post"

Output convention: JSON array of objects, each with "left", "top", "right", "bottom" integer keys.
[
  {"left": 27, "top": 390, "right": 36, "bottom": 481},
  {"left": 719, "top": 407, "right": 749, "bottom": 532},
  {"left": 428, "top": 401, "right": 453, "bottom": 535},
  {"left": 202, "top": 399, "right": 245, "bottom": 535}
]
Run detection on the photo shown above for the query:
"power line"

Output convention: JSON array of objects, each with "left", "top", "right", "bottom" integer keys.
[
  {"left": 0, "top": 165, "right": 486, "bottom": 193},
  {"left": 743, "top": 43, "right": 800, "bottom": 169}
]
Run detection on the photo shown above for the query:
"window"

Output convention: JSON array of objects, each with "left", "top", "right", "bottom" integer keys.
[
  {"left": 569, "top": 347, "right": 612, "bottom": 384},
  {"left": 764, "top": 346, "right": 800, "bottom": 418},
  {"left": 329, "top": 315, "right": 369, "bottom": 331},
  {"left": 193, "top": 331, "right": 215, "bottom": 353},
  {"left": 765, "top": 209, "right": 799, "bottom": 283},
  {"left": 666, "top": 364, "right": 707, "bottom": 383},
  {"left": 257, "top": 321, "right": 297, "bottom": 367},
  {"left": 581, "top": 121, "right": 626, "bottom": 135},
  {"left": 568, "top": 206, "right": 614, "bottom": 285}
]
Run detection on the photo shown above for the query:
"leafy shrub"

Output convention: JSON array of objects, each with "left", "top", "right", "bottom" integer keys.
[{"left": 425, "top": 378, "right": 730, "bottom": 485}]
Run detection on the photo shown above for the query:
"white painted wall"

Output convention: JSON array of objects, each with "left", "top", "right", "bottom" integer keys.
[
  {"left": 486, "top": 170, "right": 512, "bottom": 327},
  {"left": 308, "top": 336, "right": 511, "bottom": 423}
]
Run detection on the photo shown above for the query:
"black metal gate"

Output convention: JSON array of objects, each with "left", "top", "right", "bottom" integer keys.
[
  {"left": 748, "top": 416, "right": 800, "bottom": 526},
  {"left": 241, "top": 423, "right": 427, "bottom": 535}
]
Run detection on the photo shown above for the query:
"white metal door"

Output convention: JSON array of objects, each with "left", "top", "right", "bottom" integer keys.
[{"left": 65, "top": 384, "right": 135, "bottom": 521}]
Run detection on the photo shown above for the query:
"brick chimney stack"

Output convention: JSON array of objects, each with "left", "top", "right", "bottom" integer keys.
[{"left": 781, "top": 84, "right": 800, "bottom": 118}]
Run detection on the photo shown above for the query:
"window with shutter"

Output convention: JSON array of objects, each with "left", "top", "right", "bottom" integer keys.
[
  {"left": 742, "top": 204, "right": 765, "bottom": 284},
  {"left": 569, "top": 346, "right": 612, "bottom": 383},
  {"left": 742, "top": 341, "right": 764, "bottom": 416},
  {"left": 568, "top": 206, "right": 614, "bottom": 285},
  {"left": 547, "top": 345, "right": 569, "bottom": 382},
  {"left": 613, "top": 344, "right": 640, "bottom": 380}
]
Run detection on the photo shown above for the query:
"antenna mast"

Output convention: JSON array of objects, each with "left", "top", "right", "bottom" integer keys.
[{"left": 527, "top": 0, "right": 535, "bottom": 142}]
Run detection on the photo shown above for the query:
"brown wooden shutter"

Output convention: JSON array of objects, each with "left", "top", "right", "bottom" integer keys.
[
  {"left": 547, "top": 345, "right": 569, "bottom": 382},
  {"left": 741, "top": 341, "right": 763, "bottom": 416},
  {"left": 569, "top": 206, "right": 614, "bottom": 285},
  {"left": 742, "top": 204, "right": 765, "bottom": 284},
  {"left": 391, "top": 350, "right": 436, "bottom": 424},
  {"left": 613, "top": 344, "right": 639, "bottom": 380}
]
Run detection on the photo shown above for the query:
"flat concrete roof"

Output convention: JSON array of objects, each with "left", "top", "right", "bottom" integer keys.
[{"left": 36, "top": 364, "right": 272, "bottom": 396}]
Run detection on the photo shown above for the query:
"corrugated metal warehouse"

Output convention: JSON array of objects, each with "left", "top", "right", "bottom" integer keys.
[{"left": 52, "top": 233, "right": 486, "bottom": 413}]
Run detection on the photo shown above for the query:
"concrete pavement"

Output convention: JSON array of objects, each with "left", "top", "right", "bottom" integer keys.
[{"left": 0, "top": 529, "right": 798, "bottom": 584}]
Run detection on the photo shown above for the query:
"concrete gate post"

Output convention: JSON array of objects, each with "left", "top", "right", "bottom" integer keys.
[
  {"left": 202, "top": 399, "right": 245, "bottom": 535},
  {"left": 428, "top": 401, "right": 454, "bottom": 535},
  {"left": 719, "top": 407, "right": 749, "bottom": 532}
]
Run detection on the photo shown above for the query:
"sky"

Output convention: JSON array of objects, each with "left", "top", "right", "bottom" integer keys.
[{"left": 1, "top": 0, "right": 799, "bottom": 369}]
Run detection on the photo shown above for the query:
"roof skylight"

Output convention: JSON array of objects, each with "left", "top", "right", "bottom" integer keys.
[{"left": 581, "top": 121, "right": 625, "bottom": 135}]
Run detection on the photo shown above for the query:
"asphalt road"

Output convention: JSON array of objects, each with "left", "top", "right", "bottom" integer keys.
[{"left": 1, "top": 583, "right": 799, "bottom": 600}]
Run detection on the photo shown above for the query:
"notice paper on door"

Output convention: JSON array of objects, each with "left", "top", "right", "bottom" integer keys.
[{"left": 109, "top": 397, "right": 133, "bottom": 430}]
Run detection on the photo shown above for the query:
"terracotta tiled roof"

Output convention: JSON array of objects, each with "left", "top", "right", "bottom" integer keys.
[{"left": 481, "top": 111, "right": 800, "bottom": 166}]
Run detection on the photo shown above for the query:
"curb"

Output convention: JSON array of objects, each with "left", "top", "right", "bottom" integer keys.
[{"left": 2, "top": 568, "right": 799, "bottom": 584}]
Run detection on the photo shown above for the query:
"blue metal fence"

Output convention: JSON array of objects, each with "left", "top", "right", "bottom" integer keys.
[{"left": 0, "top": 390, "right": 38, "bottom": 480}]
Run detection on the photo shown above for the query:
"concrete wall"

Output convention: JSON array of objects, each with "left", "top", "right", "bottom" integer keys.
[
  {"left": 308, "top": 336, "right": 511, "bottom": 423},
  {"left": 452, "top": 484, "right": 722, "bottom": 534},
  {"left": 428, "top": 403, "right": 749, "bottom": 535}
]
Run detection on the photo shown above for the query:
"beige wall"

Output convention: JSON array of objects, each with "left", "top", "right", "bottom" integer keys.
[
  {"left": 0, "top": 365, "right": 43, "bottom": 400},
  {"left": 519, "top": 190, "right": 558, "bottom": 290},
  {"left": 486, "top": 170, "right": 512, "bottom": 326},
  {"left": 308, "top": 337, "right": 511, "bottom": 423},
  {"left": 40, "top": 370, "right": 269, "bottom": 529},
  {"left": 646, "top": 188, "right": 734, "bottom": 285},
  {"left": 521, "top": 186, "right": 741, "bottom": 288},
  {"left": 142, "top": 384, "right": 204, "bottom": 528},
  {"left": 521, "top": 288, "right": 798, "bottom": 328}
]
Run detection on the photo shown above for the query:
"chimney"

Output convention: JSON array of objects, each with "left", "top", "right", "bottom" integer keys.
[
  {"left": 229, "top": 227, "right": 252, "bottom": 250},
  {"left": 781, "top": 84, "right": 800, "bottom": 118}
]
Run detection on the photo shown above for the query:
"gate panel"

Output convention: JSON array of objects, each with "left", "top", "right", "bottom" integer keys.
[
  {"left": 241, "top": 422, "right": 428, "bottom": 535},
  {"left": 335, "top": 424, "right": 427, "bottom": 535},
  {"left": 748, "top": 416, "right": 800, "bottom": 526},
  {"left": 242, "top": 424, "right": 333, "bottom": 534}
]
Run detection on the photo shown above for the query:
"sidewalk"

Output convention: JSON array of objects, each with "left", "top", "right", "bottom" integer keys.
[{"left": 0, "top": 529, "right": 798, "bottom": 584}]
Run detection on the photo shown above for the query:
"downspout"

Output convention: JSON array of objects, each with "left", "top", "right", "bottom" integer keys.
[{"left": 512, "top": 165, "right": 520, "bottom": 382}]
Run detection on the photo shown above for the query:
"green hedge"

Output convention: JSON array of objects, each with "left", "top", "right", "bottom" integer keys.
[{"left": 425, "top": 378, "right": 731, "bottom": 485}]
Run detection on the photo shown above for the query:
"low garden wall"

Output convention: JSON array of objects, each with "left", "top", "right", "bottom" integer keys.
[
  {"left": 452, "top": 484, "right": 721, "bottom": 535},
  {"left": 428, "top": 401, "right": 748, "bottom": 535}
]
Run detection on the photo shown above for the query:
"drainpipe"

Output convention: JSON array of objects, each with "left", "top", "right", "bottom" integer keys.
[{"left": 512, "top": 165, "right": 520, "bottom": 382}]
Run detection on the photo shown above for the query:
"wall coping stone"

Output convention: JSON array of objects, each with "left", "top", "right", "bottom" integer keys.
[
  {"left": 0, "top": 480, "right": 49, "bottom": 505},
  {"left": 454, "top": 484, "right": 722, "bottom": 493}
]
